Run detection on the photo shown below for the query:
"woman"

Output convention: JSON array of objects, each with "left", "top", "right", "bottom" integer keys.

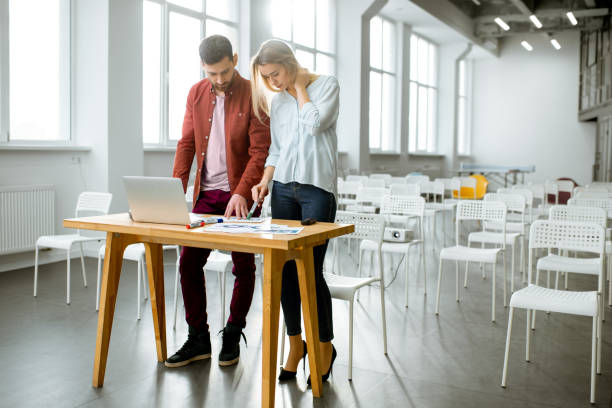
[{"left": 250, "top": 39, "right": 339, "bottom": 383}]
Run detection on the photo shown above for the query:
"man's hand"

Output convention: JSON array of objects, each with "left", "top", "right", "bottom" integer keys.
[
  {"left": 251, "top": 180, "right": 269, "bottom": 204},
  {"left": 224, "top": 194, "right": 248, "bottom": 218}
]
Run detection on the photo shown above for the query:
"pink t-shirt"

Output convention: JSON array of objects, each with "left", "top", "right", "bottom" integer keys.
[{"left": 201, "top": 94, "right": 231, "bottom": 192}]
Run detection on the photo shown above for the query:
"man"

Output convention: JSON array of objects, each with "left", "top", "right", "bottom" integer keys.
[{"left": 167, "top": 35, "right": 270, "bottom": 368}]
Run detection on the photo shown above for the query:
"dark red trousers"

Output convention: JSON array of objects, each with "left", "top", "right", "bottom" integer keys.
[{"left": 179, "top": 190, "right": 255, "bottom": 331}]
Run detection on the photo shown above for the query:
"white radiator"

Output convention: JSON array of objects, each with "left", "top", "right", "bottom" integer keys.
[{"left": 0, "top": 185, "right": 55, "bottom": 255}]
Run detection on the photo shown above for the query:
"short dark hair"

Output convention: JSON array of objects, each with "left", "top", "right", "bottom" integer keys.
[{"left": 199, "top": 35, "right": 233, "bottom": 65}]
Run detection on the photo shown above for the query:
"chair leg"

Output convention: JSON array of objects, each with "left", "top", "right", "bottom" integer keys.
[
  {"left": 405, "top": 247, "right": 410, "bottom": 308},
  {"left": 511, "top": 242, "right": 516, "bottom": 293},
  {"left": 136, "top": 259, "right": 142, "bottom": 321},
  {"left": 492, "top": 262, "right": 496, "bottom": 322},
  {"left": 597, "top": 299, "right": 602, "bottom": 374},
  {"left": 435, "top": 259, "right": 443, "bottom": 315},
  {"left": 608, "top": 256, "right": 612, "bottom": 307},
  {"left": 348, "top": 297, "right": 354, "bottom": 380},
  {"left": 79, "top": 242, "right": 87, "bottom": 288},
  {"left": 503, "top": 249, "right": 507, "bottom": 308},
  {"left": 525, "top": 309, "right": 531, "bottom": 362},
  {"left": 520, "top": 236, "right": 526, "bottom": 284},
  {"left": 591, "top": 315, "right": 597, "bottom": 404},
  {"left": 481, "top": 242, "right": 485, "bottom": 279},
  {"left": 66, "top": 248, "right": 71, "bottom": 305},
  {"left": 34, "top": 245, "right": 39, "bottom": 297},
  {"left": 357, "top": 248, "right": 365, "bottom": 302},
  {"left": 173, "top": 259, "right": 179, "bottom": 330},
  {"left": 421, "top": 242, "right": 427, "bottom": 296},
  {"left": 456, "top": 260, "right": 461, "bottom": 302},
  {"left": 501, "top": 307, "right": 514, "bottom": 387},
  {"left": 142, "top": 254, "right": 148, "bottom": 301},
  {"left": 378, "top": 250, "right": 388, "bottom": 355},
  {"left": 96, "top": 252, "right": 102, "bottom": 311}
]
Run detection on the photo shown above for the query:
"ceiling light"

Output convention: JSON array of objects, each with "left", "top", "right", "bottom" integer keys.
[
  {"left": 550, "top": 38, "right": 561, "bottom": 50},
  {"left": 566, "top": 11, "right": 578, "bottom": 26},
  {"left": 494, "top": 17, "right": 510, "bottom": 31},
  {"left": 472, "top": 0, "right": 481, "bottom": 5},
  {"left": 521, "top": 41, "right": 533, "bottom": 51},
  {"left": 529, "top": 15, "right": 542, "bottom": 29}
]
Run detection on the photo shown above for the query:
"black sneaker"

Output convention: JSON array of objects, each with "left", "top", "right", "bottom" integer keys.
[
  {"left": 165, "top": 325, "right": 211, "bottom": 368},
  {"left": 218, "top": 323, "right": 247, "bottom": 366}
]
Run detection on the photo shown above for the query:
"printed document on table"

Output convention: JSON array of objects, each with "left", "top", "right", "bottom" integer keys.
[
  {"left": 221, "top": 217, "right": 268, "bottom": 223},
  {"left": 203, "top": 223, "right": 303, "bottom": 235}
]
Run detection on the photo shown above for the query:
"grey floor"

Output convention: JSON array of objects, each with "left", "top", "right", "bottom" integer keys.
[{"left": 1, "top": 220, "right": 612, "bottom": 408}]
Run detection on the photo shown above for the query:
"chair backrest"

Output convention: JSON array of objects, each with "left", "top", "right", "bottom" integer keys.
[
  {"left": 459, "top": 177, "right": 477, "bottom": 199},
  {"left": 346, "top": 175, "right": 368, "bottom": 183},
  {"left": 549, "top": 205, "right": 606, "bottom": 227},
  {"left": 365, "top": 178, "right": 387, "bottom": 188},
  {"left": 556, "top": 180, "right": 574, "bottom": 195},
  {"left": 406, "top": 175, "right": 429, "bottom": 184},
  {"left": 75, "top": 192, "right": 112, "bottom": 217},
  {"left": 335, "top": 211, "right": 386, "bottom": 244},
  {"left": 575, "top": 186, "right": 607, "bottom": 195},
  {"left": 576, "top": 191, "right": 611, "bottom": 199},
  {"left": 484, "top": 193, "right": 526, "bottom": 214},
  {"left": 185, "top": 185, "right": 194, "bottom": 202},
  {"left": 420, "top": 181, "right": 444, "bottom": 202},
  {"left": 380, "top": 195, "right": 425, "bottom": 217},
  {"left": 589, "top": 182, "right": 612, "bottom": 192},
  {"left": 568, "top": 197, "right": 612, "bottom": 219},
  {"left": 527, "top": 220, "right": 605, "bottom": 285},
  {"left": 456, "top": 200, "right": 507, "bottom": 246},
  {"left": 355, "top": 187, "right": 390, "bottom": 206},
  {"left": 369, "top": 173, "right": 392, "bottom": 180},
  {"left": 390, "top": 177, "right": 407, "bottom": 185},
  {"left": 338, "top": 181, "right": 362, "bottom": 196},
  {"left": 441, "top": 177, "right": 461, "bottom": 198},
  {"left": 390, "top": 183, "right": 420, "bottom": 196}
]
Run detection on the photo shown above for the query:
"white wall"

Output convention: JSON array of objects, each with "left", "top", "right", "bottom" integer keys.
[{"left": 471, "top": 31, "right": 596, "bottom": 185}]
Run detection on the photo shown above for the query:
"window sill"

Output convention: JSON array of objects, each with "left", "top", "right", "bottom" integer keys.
[
  {"left": 0, "top": 144, "right": 92, "bottom": 152},
  {"left": 408, "top": 152, "right": 445, "bottom": 158},
  {"left": 370, "top": 151, "right": 401, "bottom": 156},
  {"left": 144, "top": 145, "right": 176, "bottom": 152},
  {"left": 457, "top": 154, "right": 473, "bottom": 159}
]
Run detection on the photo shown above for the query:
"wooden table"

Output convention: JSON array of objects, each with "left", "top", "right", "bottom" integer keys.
[{"left": 64, "top": 213, "right": 353, "bottom": 408}]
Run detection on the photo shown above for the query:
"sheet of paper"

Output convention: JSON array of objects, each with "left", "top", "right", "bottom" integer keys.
[
  {"left": 203, "top": 223, "right": 303, "bottom": 235},
  {"left": 221, "top": 217, "right": 268, "bottom": 223}
]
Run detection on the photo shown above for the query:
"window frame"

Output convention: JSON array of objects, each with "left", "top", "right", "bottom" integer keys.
[
  {"left": 368, "top": 15, "right": 398, "bottom": 153},
  {"left": 143, "top": 0, "right": 240, "bottom": 147},
  {"left": 270, "top": 0, "right": 337, "bottom": 76},
  {"left": 0, "top": 0, "right": 72, "bottom": 145},
  {"left": 457, "top": 58, "right": 472, "bottom": 156},
  {"left": 408, "top": 32, "right": 438, "bottom": 154}
]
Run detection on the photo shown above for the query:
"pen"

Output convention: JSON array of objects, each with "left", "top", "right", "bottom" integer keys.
[
  {"left": 186, "top": 221, "right": 204, "bottom": 229},
  {"left": 246, "top": 201, "right": 259, "bottom": 220},
  {"left": 202, "top": 217, "right": 223, "bottom": 224}
]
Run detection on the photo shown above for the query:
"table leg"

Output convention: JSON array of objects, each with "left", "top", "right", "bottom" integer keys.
[
  {"left": 93, "top": 232, "right": 132, "bottom": 387},
  {"left": 144, "top": 242, "right": 167, "bottom": 362},
  {"left": 295, "top": 247, "right": 323, "bottom": 397},
  {"left": 262, "top": 248, "right": 285, "bottom": 408}
]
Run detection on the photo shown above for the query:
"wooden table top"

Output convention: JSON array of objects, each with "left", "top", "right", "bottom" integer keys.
[{"left": 64, "top": 213, "right": 354, "bottom": 252}]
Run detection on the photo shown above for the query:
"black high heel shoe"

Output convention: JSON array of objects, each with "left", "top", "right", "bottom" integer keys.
[
  {"left": 278, "top": 340, "right": 307, "bottom": 381},
  {"left": 307, "top": 345, "right": 337, "bottom": 386}
]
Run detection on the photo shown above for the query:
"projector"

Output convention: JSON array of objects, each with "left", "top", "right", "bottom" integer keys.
[{"left": 383, "top": 227, "right": 414, "bottom": 243}]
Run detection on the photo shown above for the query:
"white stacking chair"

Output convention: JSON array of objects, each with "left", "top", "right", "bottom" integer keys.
[
  {"left": 364, "top": 178, "right": 386, "bottom": 188},
  {"left": 390, "top": 176, "right": 407, "bottom": 185},
  {"left": 369, "top": 173, "right": 392, "bottom": 186},
  {"left": 422, "top": 181, "right": 453, "bottom": 247},
  {"left": 406, "top": 174, "right": 429, "bottom": 185},
  {"left": 527, "top": 183, "right": 547, "bottom": 219},
  {"left": 548, "top": 205, "right": 610, "bottom": 316},
  {"left": 346, "top": 187, "right": 390, "bottom": 214},
  {"left": 468, "top": 193, "right": 525, "bottom": 293},
  {"left": 575, "top": 186, "right": 607, "bottom": 195},
  {"left": 359, "top": 195, "right": 426, "bottom": 307},
  {"left": 459, "top": 177, "right": 477, "bottom": 200},
  {"left": 576, "top": 191, "right": 612, "bottom": 199},
  {"left": 172, "top": 250, "right": 234, "bottom": 329},
  {"left": 501, "top": 220, "right": 604, "bottom": 404},
  {"left": 556, "top": 180, "right": 574, "bottom": 200},
  {"left": 96, "top": 243, "right": 180, "bottom": 320},
  {"left": 435, "top": 200, "right": 507, "bottom": 321},
  {"left": 337, "top": 181, "right": 363, "bottom": 210},
  {"left": 324, "top": 211, "right": 388, "bottom": 380},
  {"left": 34, "top": 192, "right": 113, "bottom": 304},
  {"left": 390, "top": 183, "right": 420, "bottom": 197},
  {"left": 544, "top": 180, "right": 559, "bottom": 205},
  {"left": 346, "top": 175, "right": 368, "bottom": 184}
]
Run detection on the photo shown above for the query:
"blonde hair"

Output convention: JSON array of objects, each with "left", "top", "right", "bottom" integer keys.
[{"left": 250, "top": 39, "right": 301, "bottom": 122}]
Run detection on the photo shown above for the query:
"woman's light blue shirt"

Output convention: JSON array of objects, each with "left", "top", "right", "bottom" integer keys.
[{"left": 264, "top": 75, "right": 339, "bottom": 196}]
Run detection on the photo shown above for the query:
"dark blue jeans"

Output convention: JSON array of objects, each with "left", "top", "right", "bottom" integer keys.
[{"left": 271, "top": 181, "right": 336, "bottom": 342}]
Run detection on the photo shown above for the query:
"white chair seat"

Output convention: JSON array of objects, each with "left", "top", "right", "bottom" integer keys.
[
  {"left": 338, "top": 198, "right": 357, "bottom": 206},
  {"left": 204, "top": 251, "right": 233, "bottom": 272},
  {"left": 424, "top": 208, "right": 442, "bottom": 217},
  {"left": 485, "top": 221, "right": 525, "bottom": 233},
  {"left": 537, "top": 254, "right": 601, "bottom": 275},
  {"left": 360, "top": 239, "right": 420, "bottom": 254},
  {"left": 440, "top": 245, "right": 502, "bottom": 263},
  {"left": 37, "top": 234, "right": 101, "bottom": 250},
  {"left": 509, "top": 284, "right": 598, "bottom": 317},
  {"left": 427, "top": 202, "right": 456, "bottom": 211},
  {"left": 345, "top": 204, "right": 377, "bottom": 213},
  {"left": 324, "top": 272, "right": 377, "bottom": 301},
  {"left": 98, "top": 243, "right": 145, "bottom": 261},
  {"left": 468, "top": 231, "right": 521, "bottom": 246}
]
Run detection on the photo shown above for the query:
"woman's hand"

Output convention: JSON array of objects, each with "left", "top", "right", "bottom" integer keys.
[
  {"left": 251, "top": 180, "right": 269, "bottom": 204},
  {"left": 294, "top": 68, "right": 310, "bottom": 90}
]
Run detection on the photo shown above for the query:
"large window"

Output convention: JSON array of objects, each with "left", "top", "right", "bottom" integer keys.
[
  {"left": 408, "top": 34, "right": 437, "bottom": 153},
  {"left": 0, "top": 0, "right": 70, "bottom": 143},
  {"left": 368, "top": 16, "right": 396, "bottom": 152},
  {"left": 270, "top": 0, "right": 336, "bottom": 75},
  {"left": 457, "top": 59, "right": 471, "bottom": 156},
  {"left": 143, "top": 0, "right": 239, "bottom": 145}
]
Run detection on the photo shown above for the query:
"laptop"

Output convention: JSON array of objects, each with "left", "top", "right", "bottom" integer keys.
[{"left": 123, "top": 176, "right": 202, "bottom": 225}]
